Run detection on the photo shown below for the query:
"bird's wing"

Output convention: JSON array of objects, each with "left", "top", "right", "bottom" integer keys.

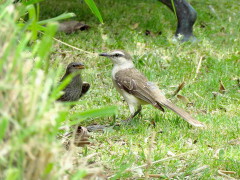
[
  {"left": 80, "top": 82, "right": 90, "bottom": 98},
  {"left": 114, "top": 68, "right": 165, "bottom": 111},
  {"left": 115, "top": 68, "right": 205, "bottom": 127}
]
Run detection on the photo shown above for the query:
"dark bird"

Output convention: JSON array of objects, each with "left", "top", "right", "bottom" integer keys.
[
  {"left": 57, "top": 62, "right": 90, "bottom": 102},
  {"left": 99, "top": 50, "right": 204, "bottom": 127},
  {"left": 58, "top": 21, "right": 90, "bottom": 34}
]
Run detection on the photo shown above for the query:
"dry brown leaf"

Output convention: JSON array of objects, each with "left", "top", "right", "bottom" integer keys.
[
  {"left": 167, "top": 151, "right": 176, "bottom": 157},
  {"left": 74, "top": 126, "right": 91, "bottom": 147},
  {"left": 144, "top": 30, "right": 162, "bottom": 37},
  {"left": 219, "top": 170, "right": 236, "bottom": 174},
  {"left": 130, "top": 23, "right": 139, "bottom": 29},
  {"left": 148, "top": 174, "right": 165, "bottom": 178},
  {"left": 173, "top": 82, "right": 185, "bottom": 96},
  {"left": 231, "top": 77, "right": 240, "bottom": 87},
  {"left": 228, "top": 138, "right": 240, "bottom": 145},
  {"left": 219, "top": 80, "right": 226, "bottom": 94},
  {"left": 186, "top": 138, "right": 194, "bottom": 147},
  {"left": 213, "top": 148, "right": 224, "bottom": 158},
  {"left": 145, "top": 30, "right": 156, "bottom": 37},
  {"left": 177, "top": 94, "right": 190, "bottom": 104},
  {"left": 218, "top": 170, "right": 236, "bottom": 179},
  {"left": 212, "top": 91, "right": 222, "bottom": 98},
  {"left": 150, "top": 120, "right": 156, "bottom": 127}
]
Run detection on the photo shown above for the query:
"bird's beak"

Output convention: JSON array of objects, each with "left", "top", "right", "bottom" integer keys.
[
  {"left": 99, "top": 52, "right": 110, "bottom": 57},
  {"left": 76, "top": 64, "right": 85, "bottom": 69}
]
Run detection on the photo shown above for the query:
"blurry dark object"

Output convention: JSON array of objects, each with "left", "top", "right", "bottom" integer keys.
[
  {"left": 59, "top": 21, "right": 90, "bottom": 34},
  {"left": 160, "top": 0, "right": 197, "bottom": 42},
  {"left": 73, "top": 126, "right": 90, "bottom": 147}
]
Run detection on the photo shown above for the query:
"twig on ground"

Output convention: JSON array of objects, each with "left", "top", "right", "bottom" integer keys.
[
  {"left": 194, "top": 91, "right": 204, "bottom": 99},
  {"left": 192, "top": 165, "right": 209, "bottom": 174},
  {"left": 218, "top": 170, "right": 236, "bottom": 175},
  {"left": 145, "top": 132, "right": 156, "bottom": 179},
  {"left": 172, "top": 81, "right": 185, "bottom": 97},
  {"left": 147, "top": 165, "right": 209, "bottom": 179},
  {"left": 52, "top": 37, "right": 97, "bottom": 55},
  {"left": 218, "top": 170, "right": 236, "bottom": 180},
  {"left": 148, "top": 174, "right": 165, "bottom": 178},
  {"left": 194, "top": 56, "right": 204, "bottom": 80},
  {"left": 38, "top": 30, "right": 96, "bottom": 55},
  {"left": 184, "top": 165, "right": 209, "bottom": 178},
  {"left": 130, "top": 150, "right": 196, "bottom": 171},
  {"left": 108, "top": 150, "right": 196, "bottom": 179}
]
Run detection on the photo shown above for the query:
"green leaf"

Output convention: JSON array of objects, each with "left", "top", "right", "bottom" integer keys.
[
  {"left": 26, "top": 4, "right": 38, "bottom": 40},
  {"left": 43, "top": 163, "right": 54, "bottom": 175},
  {"left": 22, "top": 0, "right": 45, "bottom": 6},
  {"left": 69, "top": 106, "right": 118, "bottom": 125},
  {"left": 0, "top": 118, "right": 8, "bottom": 141},
  {"left": 5, "top": 168, "right": 20, "bottom": 180},
  {"left": 84, "top": 0, "right": 103, "bottom": 23},
  {"left": 171, "top": 0, "right": 177, "bottom": 19},
  {"left": 71, "top": 170, "right": 87, "bottom": 180},
  {"left": 38, "top": 13, "right": 76, "bottom": 25},
  {"left": 37, "top": 22, "right": 58, "bottom": 70},
  {"left": 50, "top": 73, "right": 74, "bottom": 100}
]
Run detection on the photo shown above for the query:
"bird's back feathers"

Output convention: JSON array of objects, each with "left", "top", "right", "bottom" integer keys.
[{"left": 114, "top": 68, "right": 204, "bottom": 127}]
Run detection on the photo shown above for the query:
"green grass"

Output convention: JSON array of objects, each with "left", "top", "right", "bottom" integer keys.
[{"left": 39, "top": 0, "right": 240, "bottom": 178}]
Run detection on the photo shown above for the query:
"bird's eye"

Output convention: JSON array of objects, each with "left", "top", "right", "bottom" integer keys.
[{"left": 115, "top": 53, "right": 121, "bottom": 57}]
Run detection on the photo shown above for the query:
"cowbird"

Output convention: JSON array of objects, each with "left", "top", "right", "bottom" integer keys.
[
  {"left": 99, "top": 50, "right": 204, "bottom": 127},
  {"left": 57, "top": 62, "right": 90, "bottom": 102}
]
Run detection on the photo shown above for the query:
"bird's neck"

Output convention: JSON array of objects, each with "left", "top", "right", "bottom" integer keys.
[{"left": 112, "top": 61, "right": 134, "bottom": 78}]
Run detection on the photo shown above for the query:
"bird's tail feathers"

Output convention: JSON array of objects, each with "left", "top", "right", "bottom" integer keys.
[{"left": 156, "top": 98, "right": 205, "bottom": 127}]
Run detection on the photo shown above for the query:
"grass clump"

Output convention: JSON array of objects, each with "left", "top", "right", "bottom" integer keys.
[{"left": 0, "top": 1, "right": 115, "bottom": 179}]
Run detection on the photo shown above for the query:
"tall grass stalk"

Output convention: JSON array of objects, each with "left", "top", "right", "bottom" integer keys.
[{"left": 0, "top": 1, "right": 114, "bottom": 179}]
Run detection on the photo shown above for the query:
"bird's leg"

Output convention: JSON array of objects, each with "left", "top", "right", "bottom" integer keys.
[
  {"left": 159, "top": 0, "right": 197, "bottom": 42},
  {"left": 124, "top": 105, "right": 142, "bottom": 123}
]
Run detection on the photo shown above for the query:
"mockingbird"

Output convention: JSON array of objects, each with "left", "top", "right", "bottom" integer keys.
[
  {"left": 99, "top": 50, "right": 204, "bottom": 127},
  {"left": 57, "top": 62, "right": 90, "bottom": 102}
]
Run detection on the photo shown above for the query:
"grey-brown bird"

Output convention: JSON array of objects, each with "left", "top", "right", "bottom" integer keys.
[
  {"left": 58, "top": 21, "right": 90, "bottom": 34},
  {"left": 57, "top": 62, "right": 90, "bottom": 102},
  {"left": 99, "top": 50, "right": 204, "bottom": 127}
]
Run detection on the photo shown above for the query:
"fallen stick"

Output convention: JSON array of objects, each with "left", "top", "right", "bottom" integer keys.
[
  {"left": 108, "top": 150, "right": 196, "bottom": 179},
  {"left": 38, "top": 30, "right": 96, "bottom": 55},
  {"left": 172, "top": 81, "right": 185, "bottom": 97},
  {"left": 53, "top": 37, "right": 97, "bottom": 55},
  {"left": 218, "top": 170, "right": 236, "bottom": 180},
  {"left": 147, "top": 165, "right": 209, "bottom": 179},
  {"left": 195, "top": 56, "right": 203, "bottom": 79},
  {"left": 129, "top": 150, "right": 196, "bottom": 171}
]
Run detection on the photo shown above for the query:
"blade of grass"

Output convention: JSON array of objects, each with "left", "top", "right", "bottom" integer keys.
[
  {"left": 171, "top": 0, "right": 177, "bottom": 19},
  {"left": 38, "top": 13, "right": 76, "bottom": 25},
  {"left": 69, "top": 106, "right": 118, "bottom": 125},
  {"left": 84, "top": 0, "right": 103, "bottom": 23}
]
